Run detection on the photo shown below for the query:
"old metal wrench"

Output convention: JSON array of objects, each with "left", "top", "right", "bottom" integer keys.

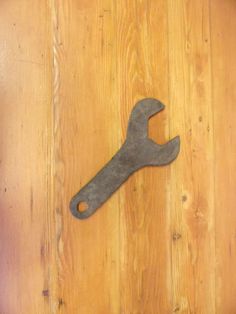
[{"left": 70, "top": 98, "right": 180, "bottom": 219}]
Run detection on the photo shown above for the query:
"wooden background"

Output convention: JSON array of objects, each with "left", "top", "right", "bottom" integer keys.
[{"left": 0, "top": 0, "right": 236, "bottom": 313}]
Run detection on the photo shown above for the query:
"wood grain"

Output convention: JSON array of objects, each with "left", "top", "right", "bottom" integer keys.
[
  {"left": 0, "top": 0, "right": 235, "bottom": 313},
  {"left": 116, "top": 1, "right": 172, "bottom": 313},
  {"left": 52, "top": 0, "right": 120, "bottom": 313},
  {"left": 211, "top": 1, "right": 236, "bottom": 312},
  {"left": 168, "top": 1, "right": 215, "bottom": 312},
  {"left": 0, "top": 1, "right": 52, "bottom": 314}
]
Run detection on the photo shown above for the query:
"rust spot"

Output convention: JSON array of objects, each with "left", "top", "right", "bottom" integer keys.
[
  {"left": 58, "top": 298, "right": 65, "bottom": 309},
  {"left": 42, "top": 289, "right": 49, "bottom": 297},
  {"left": 173, "top": 233, "right": 182, "bottom": 241},
  {"left": 182, "top": 195, "right": 187, "bottom": 202},
  {"left": 199, "top": 116, "right": 202, "bottom": 122}
]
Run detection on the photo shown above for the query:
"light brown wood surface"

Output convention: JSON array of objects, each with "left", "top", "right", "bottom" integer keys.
[{"left": 0, "top": 1, "right": 235, "bottom": 313}]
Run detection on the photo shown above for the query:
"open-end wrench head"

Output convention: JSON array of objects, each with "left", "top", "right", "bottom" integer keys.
[
  {"left": 126, "top": 98, "right": 164, "bottom": 142},
  {"left": 126, "top": 98, "right": 180, "bottom": 166}
]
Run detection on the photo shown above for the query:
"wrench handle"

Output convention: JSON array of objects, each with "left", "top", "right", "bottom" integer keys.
[{"left": 70, "top": 144, "right": 137, "bottom": 219}]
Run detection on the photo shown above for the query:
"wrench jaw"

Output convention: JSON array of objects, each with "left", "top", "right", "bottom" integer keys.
[
  {"left": 126, "top": 98, "right": 164, "bottom": 143},
  {"left": 126, "top": 98, "right": 180, "bottom": 167},
  {"left": 145, "top": 136, "right": 180, "bottom": 166}
]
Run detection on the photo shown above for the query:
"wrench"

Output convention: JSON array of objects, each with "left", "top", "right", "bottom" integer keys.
[{"left": 70, "top": 98, "right": 180, "bottom": 219}]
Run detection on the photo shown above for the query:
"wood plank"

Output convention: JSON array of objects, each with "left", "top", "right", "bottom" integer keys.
[
  {"left": 210, "top": 1, "right": 236, "bottom": 313},
  {"left": 116, "top": 1, "right": 172, "bottom": 313},
  {"left": 1, "top": 1, "right": 236, "bottom": 313},
  {"left": 168, "top": 0, "right": 215, "bottom": 312},
  {"left": 52, "top": 0, "right": 120, "bottom": 313},
  {"left": 0, "top": 1, "right": 52, "bottom": 314}
]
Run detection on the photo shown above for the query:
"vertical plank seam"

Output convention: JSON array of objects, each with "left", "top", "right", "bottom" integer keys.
[
  {"left": 208, "top": 1, "right": 217, "bottom": 313},
  {"left": 51, "top": 0, "right": 60, "bottom": 312},
  {"left": 166, "top": 0, "right": 174, "bottom": 312},
  {"left": 114, "top": 0, "right": 122, "bottom": 311},
  {"left": 46, "top": 0, "right": 55, "bottom": 313}
]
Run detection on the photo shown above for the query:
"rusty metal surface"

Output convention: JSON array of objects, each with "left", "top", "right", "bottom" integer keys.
[{"left": 70, "top": 98, "right": 180, "bottom": 219}]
